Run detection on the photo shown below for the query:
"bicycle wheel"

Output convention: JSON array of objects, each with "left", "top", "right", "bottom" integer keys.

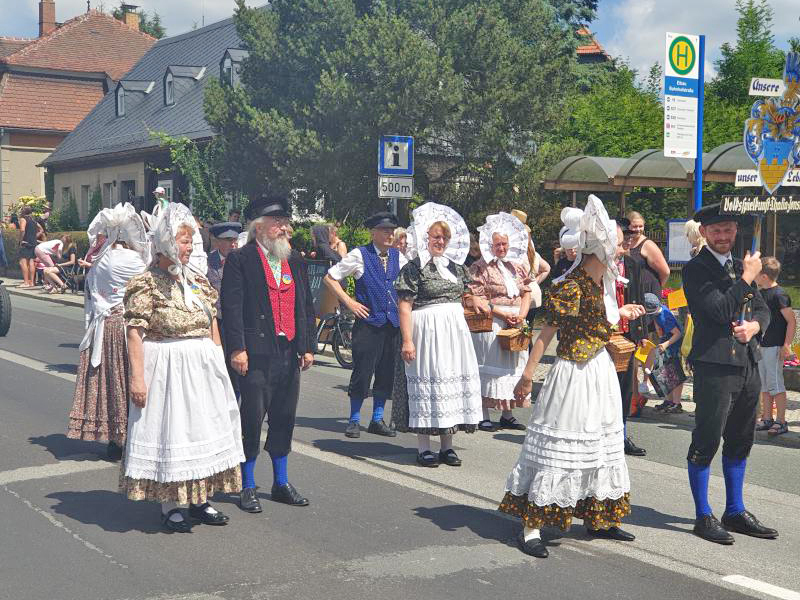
[
  {"left": 0, "top": 284, "right": 11, "bottom": 337},
  {"left": 333, "top": 319, "right": 354, "bottom": 369},
  {"left": 316, "top": 313, "right": 336, "bottom": 353}
]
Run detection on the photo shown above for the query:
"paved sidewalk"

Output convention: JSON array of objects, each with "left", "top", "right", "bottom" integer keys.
[{"left": 2, "top": 277, "right": 84, "bottom": 308}]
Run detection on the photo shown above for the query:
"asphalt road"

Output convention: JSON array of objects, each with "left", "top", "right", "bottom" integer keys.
[{"left": 0, "top": 293, "right": 798, "bottom": 600}]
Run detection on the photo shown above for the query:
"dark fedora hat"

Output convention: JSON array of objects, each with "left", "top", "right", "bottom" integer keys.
[{"left": 364, "top": 211, "right": 398, "bottom": 229}]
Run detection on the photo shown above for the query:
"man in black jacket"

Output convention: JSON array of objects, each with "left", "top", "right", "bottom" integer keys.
[
  {"left": 222, "top": 194, "right": 316, "bottom": 514},
  {"left": 683, "top": 203, "right": 777, "bottom": 544}
]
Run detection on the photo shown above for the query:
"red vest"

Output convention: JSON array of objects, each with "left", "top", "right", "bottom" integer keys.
[{"left": 256, "top": 245, "right": 296, "bottom": 341}]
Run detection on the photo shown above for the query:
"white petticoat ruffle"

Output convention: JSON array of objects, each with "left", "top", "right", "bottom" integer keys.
[
  {"left": 504, "top": 348, "right": 630, "bottom": 508},
  {"left": 471, "top": 310, "right": 528, "bottom": 401}
]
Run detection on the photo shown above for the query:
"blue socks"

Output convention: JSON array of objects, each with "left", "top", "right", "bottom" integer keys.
[
  {"left": 687, "top": 462, "right": 712, "bottom": 519},
  {"left": 241, "top": 458, "right": 256, "bottom": 490},
  {"left": 271, "top": 455, "right": 288, "bottom": 487},
  {"left": 372, "top": 396, "right": 386, "bottom": 422},
  {"left": 722, "top": 456, "right": 747, "bottom": 517},
  {"left": 349, "top": 396, "right": 364, "bottom": 423}
]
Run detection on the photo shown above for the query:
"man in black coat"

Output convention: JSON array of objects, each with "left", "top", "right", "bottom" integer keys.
[
  {"left": 682, "top": 203, "right": 777, "bottom": 544},
  {"left": 222, "top": 194, "right": 316, "bottom": 514},
  {"left": 615, "top": 219, "right": 647, "bottom": 456}
]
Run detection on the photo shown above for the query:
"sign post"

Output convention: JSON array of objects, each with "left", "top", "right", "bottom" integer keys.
[{"left": 378, "top": 135, "right": 414, "bottom": 214}]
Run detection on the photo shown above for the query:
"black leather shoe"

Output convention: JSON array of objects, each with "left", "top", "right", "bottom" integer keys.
[
  {"left": 345, "top": 421, "right": 361, "bottom": 438},
  {"left": 587, "top": 526, "right": 635, "bottom": 541},
  {"left": 693, "top": 514, "right": 734, "bottom": 545},
  {"left": 367, "top": 419, "right": 396, "bottom": 437},
  {"left": 624, "top": 437, "right": 647, "bottom": 457},
  {"left": 499, "top": 416, "right": 526, "bottom": 431},
  {"left": 162, "top": 508, "right": 192, "bottom": 533},
  {"left": 188, "top": 502, "right": 230, "bottom": 525},
  {"left": 271, "top": 482, "right": 309, "bottom": 506},
  {"left": 721, "top": 511, "right": 778, "bottom": 539},
  {"left": 517, "top": 531, "right": 548, "bottom": 558},
  {"left": 478, "top": 420, "right": 499, "bottom": 432},
  {"left": 438, "top": 449, "right": 462, "bottom": 467},
  {"left": 239, "top": 487, "right": 262, "bottom": 513},
  {"left": 106, "top": 441, "right": 123, "bottom": 461},
  {"left": 416, "top": 451, "right": 439, "bottom": 468}
]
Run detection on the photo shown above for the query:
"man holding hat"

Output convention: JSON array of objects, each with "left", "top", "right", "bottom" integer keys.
[
  {"left": 682, "top": 203, "right": 777, "bottom": 544},
  {"left": 324, "top": 212, "right": 405, "bottom": 438},
  {"left": 222, "top": 194, "right": 316, "bottom": 513}
]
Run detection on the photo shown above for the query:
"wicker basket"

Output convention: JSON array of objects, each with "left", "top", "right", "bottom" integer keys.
[
  {"left": 497, "top": 328, "right": 533, "bottom": 352},
  {"left": 464, "top": 309, "right": 493, "bottom": 333},
  {"left": 606, "top": 332, "right": 636, "bottom": 372}
]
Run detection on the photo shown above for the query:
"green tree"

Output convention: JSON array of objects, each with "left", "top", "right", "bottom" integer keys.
[
  {"left": 87, "top": 186, "right": 103, "bottom": 225},
  {"left": 60, "top": 192, "right": 82, "bottom": 231},
  {"left": 112, "top": 4, "right": 166, "bottom": 38}
]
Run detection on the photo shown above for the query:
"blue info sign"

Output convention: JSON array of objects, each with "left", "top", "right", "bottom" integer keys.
[{"left": 378, "top": 135, "right": 414, "bottom": 176}]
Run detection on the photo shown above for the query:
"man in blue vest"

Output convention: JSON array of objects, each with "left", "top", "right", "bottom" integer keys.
[{"left": 324, "top": 212, "right": 405, "bottom": 438}]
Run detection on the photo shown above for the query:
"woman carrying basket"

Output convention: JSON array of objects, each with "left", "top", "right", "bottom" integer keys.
[{"left": 467, "top": 212, "right": 532, "bottom": 432}]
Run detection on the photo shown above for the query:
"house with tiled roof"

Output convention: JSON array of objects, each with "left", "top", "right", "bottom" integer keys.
[
  {"left": 0, "top": 1, "right": 155, "bottom": 217},
  {"left": 576, "top": 26, "right": 610, "bottom": 63}
]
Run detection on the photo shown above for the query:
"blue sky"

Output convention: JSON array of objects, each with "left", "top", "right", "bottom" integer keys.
[{"left": 3, "top": 0, "right": 798, "bottom": 84}]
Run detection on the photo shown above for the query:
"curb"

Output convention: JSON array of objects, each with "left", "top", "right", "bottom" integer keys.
[{"left": 5, "top": 285, "right": 84, "bottom": 308}]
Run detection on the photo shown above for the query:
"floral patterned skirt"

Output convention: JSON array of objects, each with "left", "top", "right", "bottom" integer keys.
[
  {"left": 499, "top": 491, "right": 631, "bottom": 531},
  {"left": 67, "top": 305, "right": 128, "bottom": 445},
  {"left": 120, "top": 463, "right": 241, "bottom": 504}
]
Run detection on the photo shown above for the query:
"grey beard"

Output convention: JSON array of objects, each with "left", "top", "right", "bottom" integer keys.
[{"left": 260, "top": 234, "right": 291, "bottom": 261}]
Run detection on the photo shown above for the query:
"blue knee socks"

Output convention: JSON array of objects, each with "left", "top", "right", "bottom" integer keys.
[
  {"left": 722, "top": 456, "right": 747, "bottom": 517},
  {"left": 241, "top": 458, "right": 256, "bottom": 490},
  {"left": 687, "top": 461, "right": 712, "bottom": 519},
  {"left": 349, "top": 396, "right": 364, "bottom": 423},
  {"left": 271, "top": 455, "right": 288, "bottom": 487},
  {"left": 372, "top": 396, "right": 386, "bottom": 422}
]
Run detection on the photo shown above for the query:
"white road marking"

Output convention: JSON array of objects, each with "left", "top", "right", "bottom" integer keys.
[
  {"left": 0, "top": 455, "right": 114, "bottom": 485},
  {"left": 0, "top": 348, "right": 77, "bottom": 382},
  {"left": 723, "top": 576, "right": 800, "bottom": 600}
]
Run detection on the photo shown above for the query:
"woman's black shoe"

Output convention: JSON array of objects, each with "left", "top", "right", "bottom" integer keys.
[
  {"left": 416, "top": 450, "right": 439, "bottom": 468},
  {"left": 478, "top": 420, "right": 499, "bottom": 432},
  {"left": 438, "top": 449, "right": 462, "bottom": 466},
  {"left": 587, "top": 526, "right": 635, "bottom": 541},
  {"left": 188, "top": 502, "right": 230, "bottom": 525},
  {"left": 106, "top": 442, "right": 123, "bottom": 461},
  {"left": 162, "top": 508, "right": 192, "bottom": 533},
  {"left": 517, "top": 531, "right": 548, "bottom": 558},
  {"left": 499, "top": 416, "right": 526, "bottom": 431}
]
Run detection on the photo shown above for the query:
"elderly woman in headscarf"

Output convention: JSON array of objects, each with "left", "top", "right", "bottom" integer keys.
[
  {"left": 498, "top": 195, "right": 646, "bottom": 559},
  {"left": 467, "top": 212, "right": 532, "bottom": 432},
  {"left": 391, "top": 203, "right": 490, "bottom": 468},
  {"left": 67, "top": 204, "right": 149, "bottom": 460},
  {"left": 121, "top": 203, "right": 244, "bottom": 533}
]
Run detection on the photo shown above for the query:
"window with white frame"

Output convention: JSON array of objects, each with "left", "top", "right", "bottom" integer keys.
[
  {"left": 222, "top": 56, "right": 233, "bottom": 86},
  {"left": 164, "top": 71, "right": 174, "bottom": 106},
  {"left": 116, "top": 85, "right": 125, "bottom": 117}
]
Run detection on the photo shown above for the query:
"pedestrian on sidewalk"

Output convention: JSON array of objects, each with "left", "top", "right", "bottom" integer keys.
[
  {"left": 222, "top": 194, "right": 316, "bottom": 514},
  {"left": 683, "top": 203, "right": 777, "bottom": 545},
  {"left": 755, "top": 257, "right": 795, "bottom": 436},
  {"left": 391, "top": 202, "right": 489, "bottom": 468},
  {"left": 17, "top": 206, "right": 39, "bottom": 287},
  {"left": 67, "top": 204, "right": 148, "bottom": 460},
  {"left": 500, "top": 195, "right": 645, "bottom": 559},
  {"left": 121, "top": 202, "right": 244, "bottom": 532},
  {"left": 324, "top": 211, "right": 404, "bottom": 439},
  {"left": 467, "top": 212, "right": 532, "bottom": 432}
]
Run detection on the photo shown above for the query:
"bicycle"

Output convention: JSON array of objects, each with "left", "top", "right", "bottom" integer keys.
[{"left": 316, "top": 305, "right": 355, "bottom": 369}]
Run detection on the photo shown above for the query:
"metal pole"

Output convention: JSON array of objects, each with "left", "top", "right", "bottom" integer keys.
[{"left": 693, "top": 35, "right": 705, "bottom": 212}]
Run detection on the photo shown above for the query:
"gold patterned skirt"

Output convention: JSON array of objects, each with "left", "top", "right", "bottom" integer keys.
[{"left": 120, "top": 464, "right": 241, "bottom": 504}]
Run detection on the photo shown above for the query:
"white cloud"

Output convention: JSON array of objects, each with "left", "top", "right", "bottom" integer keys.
[
  {"left": 3, "top": 0, "right": 239, "bottom": 39},
  {"left": 593, "top": 0, "right": 799, "bottom": 82}
]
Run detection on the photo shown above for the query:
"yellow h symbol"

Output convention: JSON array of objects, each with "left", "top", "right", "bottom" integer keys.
[{"left": 675, "top": 42, "right": 690, "bottom": 69}]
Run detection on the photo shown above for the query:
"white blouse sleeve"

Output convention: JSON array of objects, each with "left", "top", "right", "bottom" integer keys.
[{"left": 327, "top": 248, "right": 365, "bottom": 280}]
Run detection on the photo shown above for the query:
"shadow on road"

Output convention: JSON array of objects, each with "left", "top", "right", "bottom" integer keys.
[
  {"left": 44, "top": 362, "right": 77, "bottom": 376},
  {"left": 28, "top": 433, "right": 106, "bottom": 460},
  {"left": 412, "top": 504, "right": 518, "bottom": 546},
  {"left": 312, "top": 437, "right": 417, "bottom": 466},
  {"left": 45, "top": 490, "right": 164, "bottom": 534},
  {"left": 58, "top": 343, "right": 79, "bottom": 349},
  {"left": 626, "top": 504, "right": 695, "bottom": 534}
]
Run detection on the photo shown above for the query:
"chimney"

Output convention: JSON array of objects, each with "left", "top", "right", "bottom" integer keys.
[
  {"left": 39, "top": 0, "right": 56, "bottom": 37},
  {"left": 121, "top": 4, "right": 140, "bottom": 30}
]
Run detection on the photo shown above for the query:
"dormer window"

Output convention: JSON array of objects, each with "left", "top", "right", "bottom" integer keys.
[
  {"left": 221, "top": 56, "right": 233, "bottom": 86},
  {"left": 116, "top": 85, "right": 125, "bottom": 117},
  {"left": 219, "top": 48, "right": 248, "bottom": 87},
  {"left": 164, "top": 71, "right": 174, "bottom": 106}
]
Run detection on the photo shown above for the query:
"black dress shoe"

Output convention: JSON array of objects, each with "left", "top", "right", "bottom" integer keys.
[
  {"left": 438, "top": 449, "right": 462, "bottom": 467},
  {"left": 478, "top": 420, "right": 499, "bottom": 432},
  {"left": 517, "top": 531, "right": 548, "bottom": 558},
  {"left": 416, "top": 450, "right": 439, "bottom": 468},
  {"left": 587, "top": 526, "right": 635, "bottom": 541},
  {"left": 188, "top": 502, "right": 230, "bottom": 525},
  {"left": 693, "top": 514, "right": 734, "bottom": 545},
  {"left": 499, "top": 416, "right": 526, "bottom": 431},
  {"left": 721, "top": 511, "right": 778, "bottom": 539},
  {"left": 106, "top": 441, "right": 123, "bottom": 461},
  {"left": 271, "top": 482, "right": 309, "bottom": 506},
  {"left": 162, "top": 508, "right": 192, "bottom": 533},
  {"left": 367, "top": 419, "right": 396, "bottom": 437},
  {"left": 624, "top": 437, "right": 647, "bottom": 457},
  {"left": 345, "top": 421, "right": 361, "bottom": 438},
  {"left": 239, "top": 487, "right": 263, "bottom": 513}
]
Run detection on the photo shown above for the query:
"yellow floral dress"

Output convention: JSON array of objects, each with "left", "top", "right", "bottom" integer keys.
[{"left": 498, "top": 267, "right": 631, "bottom": 530}]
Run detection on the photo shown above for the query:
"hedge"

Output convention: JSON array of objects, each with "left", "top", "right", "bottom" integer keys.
[{"left": 1, "top": 229, "right": 89, "bottom": 276}]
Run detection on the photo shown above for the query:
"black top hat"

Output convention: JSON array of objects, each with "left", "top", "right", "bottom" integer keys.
[
  {"left": 364, "top": 211, "right": 398, "bottom": 229},
  {"left": 693, "top": 203, "right": 749, "bottom": 227},
  {"left": 245, "top": 194, "right": 291, "bottom": 220},
  {"left": 209, "top": 221, "right": 243, "bottom": 239}
]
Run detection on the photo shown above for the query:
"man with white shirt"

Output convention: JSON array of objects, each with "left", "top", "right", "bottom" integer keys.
[
  {"left": 682, "top": 203, "right": 776, "bottom": 545},
  {"left": 324, "top": 212, "right": 405, "bottom": 438}
]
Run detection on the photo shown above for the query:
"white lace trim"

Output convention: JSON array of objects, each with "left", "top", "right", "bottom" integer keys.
[{"left": 505, "top": 463, "right": 630, "bottom": 508}]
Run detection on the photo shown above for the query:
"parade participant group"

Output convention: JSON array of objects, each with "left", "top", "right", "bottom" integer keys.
[{"left": 62, "top": 186, "right": 779, "bottom": 558}]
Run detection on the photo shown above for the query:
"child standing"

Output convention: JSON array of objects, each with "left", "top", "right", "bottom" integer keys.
[
  {"left": 642, "top": 292, "right": 685, "bottom": 413},
  {"left": 755, "top": 257, "right": 795, "bottom": 436}
]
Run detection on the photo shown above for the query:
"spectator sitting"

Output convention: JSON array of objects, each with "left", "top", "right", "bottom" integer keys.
[
  {"left": 43, "top": 237, "right": 77, "bottom": 290},
  {"left": 642, "top": 292, "right": 684, "bottom": 413},
  {"left": 36, "top": 235, "right": 72, "bottom": 293},
  {"left": 755, "top": 257, "right": 796, "bottom": 436}
]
